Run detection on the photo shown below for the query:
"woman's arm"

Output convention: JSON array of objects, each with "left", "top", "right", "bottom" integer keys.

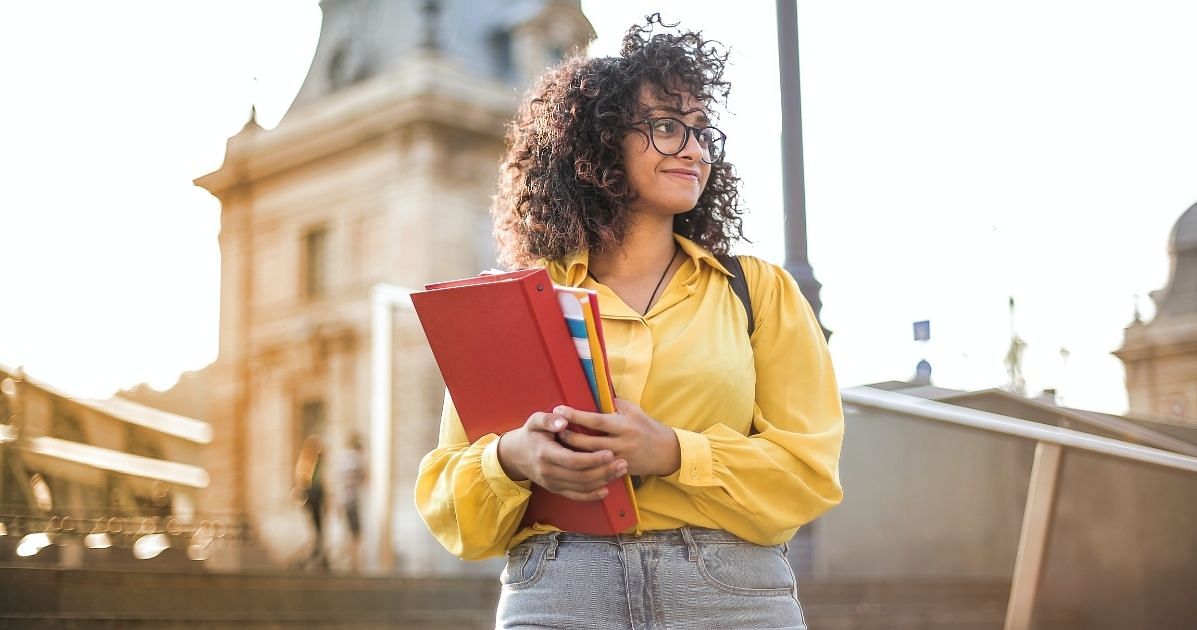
[
  {"left": 415, "top": 394, "right": 627, "bottom": 559},
  {"left": 414, "top": 399, "right": 532, "bottom": 560},
  {"left": 558, "top": 259, "right": 845, "bottom": 545}
]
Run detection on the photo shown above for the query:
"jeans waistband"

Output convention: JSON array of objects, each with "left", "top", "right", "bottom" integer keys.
[{"left": 525, "top": 527, "right": 755, "bottom": 547}]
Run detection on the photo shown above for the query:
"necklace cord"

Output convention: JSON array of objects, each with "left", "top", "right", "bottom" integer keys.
[{"left": 587, "top": 243, "right": 681, "bottom": 315}]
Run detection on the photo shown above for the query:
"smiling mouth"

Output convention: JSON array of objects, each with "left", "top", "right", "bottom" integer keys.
[{"left": 663, "top": 170, "right": 699, "bottom": 182}]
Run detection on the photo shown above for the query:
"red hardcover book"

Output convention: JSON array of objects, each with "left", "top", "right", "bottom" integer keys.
[{"left": 411, "top": 268, "right": 638, "bottom": 535}]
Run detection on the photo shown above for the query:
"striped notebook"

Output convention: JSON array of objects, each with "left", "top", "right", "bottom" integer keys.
[
  {"left": 555, "top": 287, "right": 616, "bottom": 412},
  {"left": 555, "top": 286, "right": 638, "bottom": 507},
  {"left": 556, "top": 288, "right": 600, "bottom": 404}
]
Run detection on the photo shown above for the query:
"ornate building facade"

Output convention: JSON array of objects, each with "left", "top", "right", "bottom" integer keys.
[
  {"left": 1117, "top": 201, "right": 1197, "bottom": 425},
  {"left": 195, "top": 0, "right": 593, "bottom": 572}
]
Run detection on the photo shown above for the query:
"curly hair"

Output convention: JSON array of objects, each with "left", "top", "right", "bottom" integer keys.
[{"left": 492, "top": 14, "right": 745, "bottom": 268}]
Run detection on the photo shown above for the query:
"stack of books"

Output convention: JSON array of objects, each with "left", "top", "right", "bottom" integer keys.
[{"left": 411, "top": 268, "right": 639, "bottom": 535}]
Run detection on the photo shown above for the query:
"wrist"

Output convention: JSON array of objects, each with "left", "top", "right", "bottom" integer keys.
[
  {"left": 655, "top": 426, "right": 682, "bottom": 477},
  {"left": 496, "top": 431, "right": 529, "bottom": 481}
]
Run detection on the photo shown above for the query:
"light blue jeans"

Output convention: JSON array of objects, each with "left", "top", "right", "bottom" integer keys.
[{"left": 495, "top": 527, "right": 807, "bottom": 629}]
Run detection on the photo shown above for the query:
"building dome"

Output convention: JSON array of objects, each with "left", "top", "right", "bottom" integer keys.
[
  {"left": 1170, "top": 201, "right": 1197, "bottom": 252},
  {"left": 1151, "top": 201, "right": 1197, "bottom": 320}
]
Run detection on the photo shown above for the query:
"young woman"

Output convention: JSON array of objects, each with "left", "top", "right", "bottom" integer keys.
[{"left": 416, "top": 15, "right": 843, "bottom": 629}]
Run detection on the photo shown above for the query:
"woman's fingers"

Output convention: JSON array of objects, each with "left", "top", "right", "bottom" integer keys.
[
  {"left": 537, "top": 462, "right": 624, "bottom": 497},
  {"left": 530, "top": 439, "right": 627, "bottom": 495},
  {"left": 557, "top": 429, "right": 611, "bottom": 453},
  {"left": 520, "top": 408, "right": 632, "bottom": 498},
  {"left": 554, "top": 406, "right": 614, "bottom": 433},
  {"left": 541, "top": 441, "right": 612, "bottom": 470},
  {"left": 526, "top": 411, "right": 569, "bottom": 434},
  {"left": 540, "top": 457, "right": 626, "bottom": 486}
]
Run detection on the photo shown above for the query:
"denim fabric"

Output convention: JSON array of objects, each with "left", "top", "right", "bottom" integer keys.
[{"left": 495, "top": 527, "right": 807, "bottom": 630}]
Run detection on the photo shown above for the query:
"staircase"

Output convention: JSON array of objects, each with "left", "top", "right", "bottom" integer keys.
[
  {"left": 1, "top": 565, "right": 1086, "bottom": 629},
  {"left": 0, "top": 564, "right": 496, "bottom": 628}
]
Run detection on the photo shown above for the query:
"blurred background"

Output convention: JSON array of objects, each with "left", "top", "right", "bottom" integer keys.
[{"left": 1, "top": 1, "right": 1195, "bottom": 628}]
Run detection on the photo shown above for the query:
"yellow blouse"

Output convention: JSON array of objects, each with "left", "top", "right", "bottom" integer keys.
[{"left": 415, "top": 234, "right": 844, "bottom": 560}]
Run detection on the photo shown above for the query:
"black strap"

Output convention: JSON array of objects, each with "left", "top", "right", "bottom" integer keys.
[{"left": 716, "top": 254, "right": 754, "bottom": 337}]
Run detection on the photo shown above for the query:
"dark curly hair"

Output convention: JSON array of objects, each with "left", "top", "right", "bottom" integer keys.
[{"left": 492, "top": 14, "right": 745, "bottom": 268}]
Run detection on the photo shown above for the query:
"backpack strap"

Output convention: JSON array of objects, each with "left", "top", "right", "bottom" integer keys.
[{"left": 715, "top": 254, "right": 754, "bottom": 337}]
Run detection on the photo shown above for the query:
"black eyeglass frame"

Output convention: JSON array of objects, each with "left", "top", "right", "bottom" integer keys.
[{"left": 632, "top": 117, "right": 727, "bottom": 164}]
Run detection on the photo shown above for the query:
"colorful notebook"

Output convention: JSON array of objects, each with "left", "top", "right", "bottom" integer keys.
[{"left": 556, "top": 290, "right": 600, "bottom": 404}]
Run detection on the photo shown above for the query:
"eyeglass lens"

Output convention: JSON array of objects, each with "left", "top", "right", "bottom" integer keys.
[{"left": 647, "top": 118, "right": 725, "bottom": 163}]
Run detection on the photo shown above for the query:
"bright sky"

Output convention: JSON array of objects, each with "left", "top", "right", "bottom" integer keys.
[{"left": 2, "top": 1, "right": 1195, "bottom": 415}]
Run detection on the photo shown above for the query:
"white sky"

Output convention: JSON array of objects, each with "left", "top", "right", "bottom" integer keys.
[{"left": 2, "top": 1, "right": 1195, "bottom": 415}]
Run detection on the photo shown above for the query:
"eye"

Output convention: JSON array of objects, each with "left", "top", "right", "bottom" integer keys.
[{"left": 651, "top": 119, "right": 680, "bottom": 135}]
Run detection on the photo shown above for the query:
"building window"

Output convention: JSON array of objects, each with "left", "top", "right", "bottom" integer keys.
[
  {"left": 51, "top": 402, "right": 87, "bottom": 443},
  {"left": 303, "top": 227, "right": 330, "bottom": 300},
  {"left": 490, "top": 31, "right": 513, "bottom": 80}
]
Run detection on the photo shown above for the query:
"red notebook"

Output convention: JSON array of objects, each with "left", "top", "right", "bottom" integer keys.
[{"left": 411, "top": 268, "right": 638, "bottom": 535}]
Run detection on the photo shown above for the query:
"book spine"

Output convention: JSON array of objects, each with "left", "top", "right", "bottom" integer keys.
[
  {"left": 586, "top": 293, "right": 618, "bottom": 410},
  {"left": 519, "top": 275, "right": 596, "bottom": 413}
]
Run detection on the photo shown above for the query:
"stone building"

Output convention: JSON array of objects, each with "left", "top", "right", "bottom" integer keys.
[
  {"left": 194, "top": 0, "right": 593, "bottom": 572},
  {"left": 1116, "top": 201, "right": 1197, "bottom": 425}
]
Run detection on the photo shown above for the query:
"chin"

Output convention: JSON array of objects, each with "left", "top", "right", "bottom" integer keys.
[{"left": 632, "top": 194, "right": 703, "bottom": 217}]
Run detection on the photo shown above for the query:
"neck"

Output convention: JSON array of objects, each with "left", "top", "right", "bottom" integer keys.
[{"left": 589, "top": 214, "right": 677, "bottom": 281}]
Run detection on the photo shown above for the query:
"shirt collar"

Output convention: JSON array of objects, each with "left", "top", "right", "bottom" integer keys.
[{"left": 547, "top": 233, "right": 733, "bottom": 287}]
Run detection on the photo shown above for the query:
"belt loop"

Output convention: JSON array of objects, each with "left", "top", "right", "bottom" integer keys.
[
  {"left": 680, "top": 527, "right": 698, "bottom": 562},
  {"left": 545, "top": 531, "right": 560, "bottom": 560}
]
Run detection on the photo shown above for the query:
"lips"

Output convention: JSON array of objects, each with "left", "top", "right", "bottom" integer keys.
[{"left": 662, "top": 169, "right": 700, "bottom": 182}]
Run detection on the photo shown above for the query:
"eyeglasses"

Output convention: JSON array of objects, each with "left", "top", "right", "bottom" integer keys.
[{"left": 633, "top": 117, "right": 727, "bottom": 164}]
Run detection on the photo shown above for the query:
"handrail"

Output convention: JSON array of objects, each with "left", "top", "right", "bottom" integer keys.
[
  {"left": 841, "top": 384, "right": 1197, "bottom": 630},
  {"left": 841, "top": 386, "right": 1197, "bottom": 474}
]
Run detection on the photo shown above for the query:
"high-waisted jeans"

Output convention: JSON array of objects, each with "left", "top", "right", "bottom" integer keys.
[{"left": 495, "top": 527, "right": 807, "bottom": 630}]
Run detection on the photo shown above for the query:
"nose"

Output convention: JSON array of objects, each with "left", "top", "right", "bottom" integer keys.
[{"left": 676, "top": 127, "right": 705, "bottom": 162}]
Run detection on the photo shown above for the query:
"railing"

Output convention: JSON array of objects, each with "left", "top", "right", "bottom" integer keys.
[
  {"left": 0, "top": 509, "right": 253, "bottom": 562},
  {"left": 840, "top": 386, "right": 1197, "bottom": 630}
]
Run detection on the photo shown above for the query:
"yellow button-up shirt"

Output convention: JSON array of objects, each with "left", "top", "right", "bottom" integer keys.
[{"left": 415, "top": 234, "right": 844, "bottom": 560}]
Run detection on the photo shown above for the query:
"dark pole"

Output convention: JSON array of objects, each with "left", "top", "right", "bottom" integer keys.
[{"left": 776, "top": 0, "right": 830, "bottom": 339}]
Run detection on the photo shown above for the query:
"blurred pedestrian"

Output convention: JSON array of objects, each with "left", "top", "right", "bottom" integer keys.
[
  {"left": 293, "top": 434, "right": 327, "bottom": 571},
  {"left": 415, "top": 14, "right": 844, "bottom": 629},
  {"left": 337, "top": 432, "right": 367, "bottom": 572}
]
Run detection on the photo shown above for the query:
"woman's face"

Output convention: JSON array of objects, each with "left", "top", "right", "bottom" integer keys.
[{"left": 620, "top": 84, "right": 713, "bottom": 218}]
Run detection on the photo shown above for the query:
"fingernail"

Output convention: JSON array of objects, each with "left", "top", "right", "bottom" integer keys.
[
  {"left": 554, "top": 406, "right": 565, "bottom": 414},
  {"left": 553, "top": 418, "right": 567, "bottom": 429},
  {"left": 598, "top": 489, "right": 609, "bottom": 498}
]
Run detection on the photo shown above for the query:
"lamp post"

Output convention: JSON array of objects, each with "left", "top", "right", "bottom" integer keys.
[{"left": 776, "top": 0, "right": 829, "bottom": 339}]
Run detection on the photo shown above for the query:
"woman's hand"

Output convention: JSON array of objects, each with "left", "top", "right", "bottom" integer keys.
[
  {"left": 496, "top": 411, "right": 628, "bottom": 502},
  {"left": 555, "top": 399, "right": 682, "bottom": 477}
]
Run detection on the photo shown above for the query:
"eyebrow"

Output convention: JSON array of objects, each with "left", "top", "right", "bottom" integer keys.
[{"left": 645, "top": 105, "right": 711, "bottom": 126}]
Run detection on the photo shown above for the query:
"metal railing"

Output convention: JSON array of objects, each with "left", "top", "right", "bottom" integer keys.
[{"left": 840, "top": 385, "right": 1197, "bottom": 630}]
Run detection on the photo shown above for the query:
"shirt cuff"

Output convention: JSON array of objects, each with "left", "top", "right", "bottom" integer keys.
[
  {"left": 481, "top": 436, "right": 533, "bottom": 505},
  {"left": 664, "top": 428, "right": 716, "bottom": 487}
]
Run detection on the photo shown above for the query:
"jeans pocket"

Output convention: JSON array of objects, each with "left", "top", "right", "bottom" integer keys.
[
  {"left": 695, "top": 542, "right": 796, "bottom": 597},
  {"left": 500, "top": 542, "right": 548, "bottom": 590}
]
